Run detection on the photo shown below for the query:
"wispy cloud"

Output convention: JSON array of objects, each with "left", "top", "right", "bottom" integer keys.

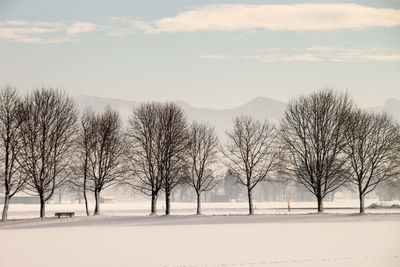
[
  {"left": 108, "top": 17, "right": 153, "bottom": 36},
  {"left": 200, "top": 46, "right": 400, "bottom": 62},
  {"left": 66, "top": 22, "right": 96, "bottom": 36},
  {"left": 113, "top": 4, "right": 400, "bottom": 33},
  {"left": 0, "top": 20, "right": 96, "bottom": 43},
  {"left": 247, "top": 54, "right": 322, "bottom": 62},
  {"left": 305, "top": 46, "right": 400, "bottom": 62},
  {"left": 199, "top": 55, "right": 230, "bottom": 60}
]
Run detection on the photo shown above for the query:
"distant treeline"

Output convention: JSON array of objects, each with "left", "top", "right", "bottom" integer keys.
[{"left": 0, "top": 86, "right": 399, "bottom": 221}]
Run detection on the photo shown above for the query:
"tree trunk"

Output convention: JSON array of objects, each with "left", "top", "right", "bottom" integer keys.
[
  {"left": 1, "top": 192, "right": 10, "bottom": 222},
  {"left": 83, "top": 163, "right": 89, "bottom": 216},
  {"left": 196, "top": 192, "right": 201, "bottom": 215},
  {"left": 58, "top": 188, "right": 62, "bottom": 204},
  {"left": 150, "top": 193, "right": 157, "bottom": 215},
  {"left": 317, "top": 195, "right": 324, "bottom": 213},
  {"left": 83, "top": 181, "right": 89, "bottom": 216},
  {"left": 165, "top": 190, "right": 170, "bottom": 215},
  {"left": 247, "top": 188, "right": 254, "bottom": 215},
  {"left": 40, "top": 194, "right": 46, "bottom": 219},
  {"left": 94, "top": 189, "right": 100, "bottom": 215},
  {"left": 359, "top": 192, "right": 365, "bottom": 214}
]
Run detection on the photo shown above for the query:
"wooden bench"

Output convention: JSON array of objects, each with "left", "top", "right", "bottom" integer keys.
[{"left": 55, "top": 212, "right": 75, "bottom": 218}]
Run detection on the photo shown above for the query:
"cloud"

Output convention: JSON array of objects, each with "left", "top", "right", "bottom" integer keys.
[
  {"left": 305, "top": 46, "right": 400, "bottom": 62},
  {"left": 247, "top": 54, "right": 322, "bottom": 62},
  {"left": 200, "top": 55, "right": 230, "bottom": 60},
  {"left": 200, "top": 46, "right": 400, "bottom": 62},
  {"left": 116, "top": 4, "right": 400, "bottom": 33},
  {"left": 66, "top": 22, "right": 96, "bottom": 36},
  {"left": 108, "top": 17, "right": 154, "bottom": 36},
  {"left": 3, "top": 3, "right": 399, "bottom": 43},
  {"left": 0, "top": 20, "right": 96, "bottom": 43}
]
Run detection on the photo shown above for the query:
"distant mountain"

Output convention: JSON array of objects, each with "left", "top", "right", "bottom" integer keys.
[
  {"left": 368, "top": 98, "right": 400, "bottom": 121},
  {"left": 74, "top": 95, "right": 400, "bottom": 138},
  {"left": 74, "top": 95, "right": 286, "bottom": 138},
  {"left": 74, "top": 95, "right": 139, "bottom": 122},
  {"left": 177, "top": 97, "right": 286, "bottom": 137}
]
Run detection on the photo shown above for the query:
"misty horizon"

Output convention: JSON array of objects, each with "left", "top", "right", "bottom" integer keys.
[{"left": 72, "top": 93, "right": 400, "bottom": 109}]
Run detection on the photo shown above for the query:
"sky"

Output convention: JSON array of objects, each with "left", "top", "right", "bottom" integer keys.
[{"left": 0, "top": 0, "right": 399, "bottom": 109}]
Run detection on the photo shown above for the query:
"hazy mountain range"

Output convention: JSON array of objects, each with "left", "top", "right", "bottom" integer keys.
[
  {"left": 74, "top": 95, "right": 400, "bottom": 138},
  {"left": 368, "top": 98, "right": 400, "bottom": 120}
]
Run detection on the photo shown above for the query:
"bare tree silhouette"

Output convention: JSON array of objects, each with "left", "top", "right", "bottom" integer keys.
[
  {"left": 126, "top": 102, "right": 188, "bottom": 215},
  {"left": 223, "top": 115, "right": 281, "bottom": 215},
  {"left": 186, "top": 121, "right": 219, "bottom": 215},
  {"left": 126, "top": 102, "right": 164, "bottom": 215},
  {"left": 86, "top": 107, "right": 125, "bottom": 215},
  {"left": 344, "top": 110, "right": 400, "bottom": 213},
  {"left": 280, "top": 89, "right": 353, "bottom": 212},
  {"left": 159, "top": 103, "right": 189, "bottom": 215},
  {"left": 0, "top": 86, "right": 26, "bottom": 221},
  {"left": 75, "top": 109, "right": 97, "bottom": 216},
  {"left": 18, "top": 88, "right": 77, "bottom": 218}
]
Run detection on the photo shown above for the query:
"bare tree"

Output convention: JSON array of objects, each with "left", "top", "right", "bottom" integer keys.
[
  {"left": 87, "top": 106, "right": 125, "bottom": 215},
  {"left": 343, "top": 110, "right": 400, "bottom": 213},
  {"left": 0, "top": 86, "right": 25, "bottom": 221},
  {"left": 223, "top": 115, "right": 281, "bottom": 215},
  {"left": 280, "top": 89, "right": 353, "bottom": 212},
  {"left": 75, "top": 109, "right": 97, "bottom": 216},
  {"left": 186, "top": 121, "right": 219, "bottom": 215},
  {"left": 126, "top": 102, "right": 164, "bottom": 215},
  {"left": 159, "top": 103, "right": 189, "bottom": 215},
  {"left": 18, "top": 88, "right": 77, "bottom": 218},
  {"left": 127, "top": 102, "right": 188, "bottom": 215}
]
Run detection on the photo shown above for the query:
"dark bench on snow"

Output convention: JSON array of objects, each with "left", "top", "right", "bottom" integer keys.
[{"left": 55, "top": 212, "right": 75, "bottom": 218}]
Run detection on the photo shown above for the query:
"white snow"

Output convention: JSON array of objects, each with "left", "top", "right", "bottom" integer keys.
[
  {"left": 1, "top": 201, "right": 399, "bottom": 267},
  {"left": 0, "top": 212, "right": 399, "bottom": 267}
]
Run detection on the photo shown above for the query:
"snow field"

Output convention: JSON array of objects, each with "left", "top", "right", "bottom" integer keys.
[{"left": 0, "top": 214, "right": 399, "bottom": 267}]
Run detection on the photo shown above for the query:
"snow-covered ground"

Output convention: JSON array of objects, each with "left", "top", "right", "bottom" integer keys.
[
  {"left": 1, "top": 200, "right": 399, "bottom": 266},
  {"left": 0, "top": 213, "right": 399, "bottom": 267},
  {"left": 3, "top": 199, "right": 400, "bottom": 219}
]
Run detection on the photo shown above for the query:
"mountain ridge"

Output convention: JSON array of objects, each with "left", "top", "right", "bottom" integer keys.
[{"left": 73, "top": 95, "right": 400, "bottom": 137}]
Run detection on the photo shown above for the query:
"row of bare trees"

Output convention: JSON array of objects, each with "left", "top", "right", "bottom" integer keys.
[
  {"left": 1, "top": 87, "right": 399, "bottom": 220},
  {"left": 125, "top": 103, "right": 220, "bottom": 215},
  {"left": 103, "top": 89, "right": 400, "bottom": 215},
  {"left": 280, "top": 90, "right": 400, "bottom": 213},
  {"left": 0, "top": 86, "right": 126, "bottom": 221},
  {"left": 0, "top": 86, "right": 77, "bottom": 221}
]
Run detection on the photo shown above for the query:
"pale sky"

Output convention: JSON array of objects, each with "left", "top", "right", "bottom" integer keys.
[{"left": 0, "top": 0, "right": 399, "bottom": 108}]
